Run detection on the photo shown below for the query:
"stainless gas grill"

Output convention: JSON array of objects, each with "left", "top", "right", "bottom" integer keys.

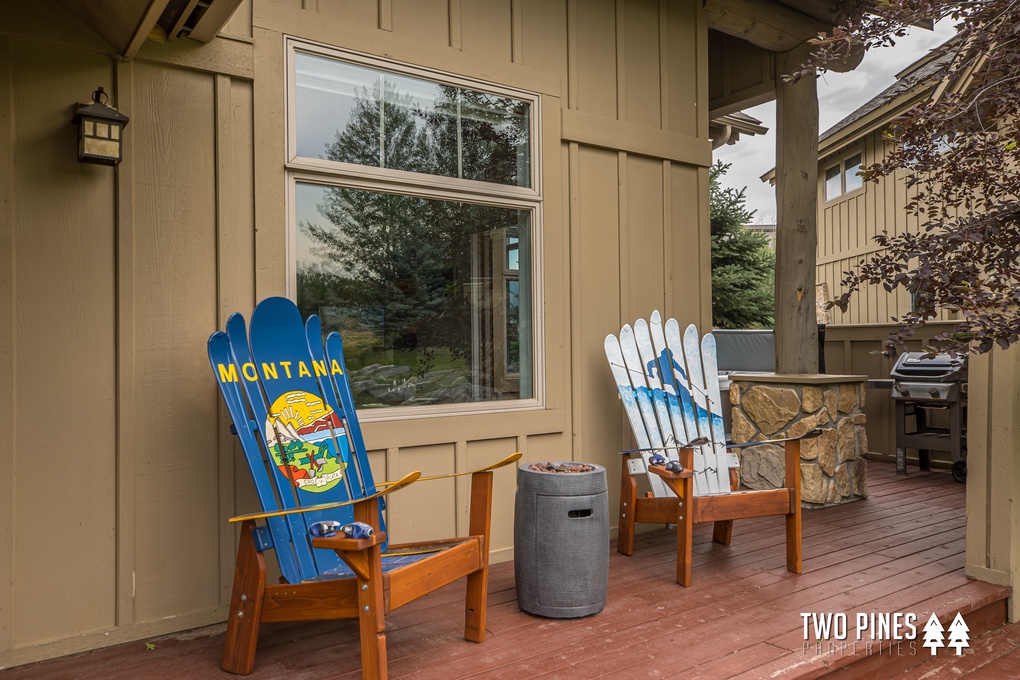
[{"left": 889, "top": 352, "right": 967, "bottom": 482}]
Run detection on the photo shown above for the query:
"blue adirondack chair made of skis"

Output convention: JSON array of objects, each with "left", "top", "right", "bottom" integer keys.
[
  {"left": 209, "top": 296, "right": 519, "bottom": 679},
  {"left": 605, "top": 311, "right": 813, "bottom": 586}
]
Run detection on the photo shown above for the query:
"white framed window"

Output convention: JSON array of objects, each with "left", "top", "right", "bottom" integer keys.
[
  {"left": 286, "top": 38, "right": 542, "bottom": 416},
  {"left": 823, "top": 150, "right": 864, "bottom": 201}
]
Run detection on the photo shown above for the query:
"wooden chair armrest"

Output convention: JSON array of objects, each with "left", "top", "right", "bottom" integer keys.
[
  {"left": 311, "top": 532, "right": 387, "bottom": 552},
  {"left": 648, "top": 465, "right": 694, "bottom": 480}
]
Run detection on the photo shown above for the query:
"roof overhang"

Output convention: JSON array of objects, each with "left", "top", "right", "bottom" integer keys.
[
  {"left": 710, "top": 112, "right": 770, "bottom": 148},
  {"left": 705, "top": 0, "right": 843, "bottom": 53},
  {"left": 52, "top": 0, "right": 243, "bottom": 59}
]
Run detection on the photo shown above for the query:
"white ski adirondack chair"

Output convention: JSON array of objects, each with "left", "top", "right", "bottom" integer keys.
[{"left": 605, "top": 312, "right": 810, "bottom": 586}]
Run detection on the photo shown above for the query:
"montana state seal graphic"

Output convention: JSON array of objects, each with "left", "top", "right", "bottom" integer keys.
[{"left": 265, "top": 390, "right": 348, "bottom": 493}]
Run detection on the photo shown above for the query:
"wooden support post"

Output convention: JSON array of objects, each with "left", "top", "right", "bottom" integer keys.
[{"left": 774, "top": 43, "right": 820, "bottom": 375}]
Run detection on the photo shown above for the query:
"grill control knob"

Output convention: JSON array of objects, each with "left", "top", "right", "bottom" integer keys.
[
  {"left": 897, "top": 385, "right": 910, "bottom": 396},
  {"left": 929, "top": 387, "right": 941, "bottom": 398}
]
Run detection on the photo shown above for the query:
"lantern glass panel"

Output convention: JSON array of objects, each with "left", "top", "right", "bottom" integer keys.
[
  {"left": 84, "top": 136, "right": 120, "bottom": 159},
  {"left": 84, "top": 120, "right": 94, "bottom": 135}
]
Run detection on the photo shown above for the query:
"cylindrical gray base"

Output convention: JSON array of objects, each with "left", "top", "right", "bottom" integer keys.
[{"left": 514, "top": 462, "right": 609, "bottom": 618}]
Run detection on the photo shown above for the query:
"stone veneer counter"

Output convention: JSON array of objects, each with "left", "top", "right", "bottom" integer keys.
[{"left": 728, "top": 373, "right": 870, "bottom": 507}]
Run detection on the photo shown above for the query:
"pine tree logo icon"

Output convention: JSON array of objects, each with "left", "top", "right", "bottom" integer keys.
[
  {"left": 922, "top": 612, "right": 945, "bottom": 655},
  {"left": 947, "top": 613, "right": 970, "bottom": 654}
]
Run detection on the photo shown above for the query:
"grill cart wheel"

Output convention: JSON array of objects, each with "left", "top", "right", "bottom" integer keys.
[{"left": 952, "top": 460, "right": 967, "bottom": 484}]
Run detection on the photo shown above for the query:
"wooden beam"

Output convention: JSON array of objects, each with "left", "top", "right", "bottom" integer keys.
[
  {"left": 771, "top": 0, "right": 841, "bottom": 24},
  {"left": 189, "top": 0, "right": 245, "bottom": 42},
  {"left": 165, "top": 0, "right": 201, "bottom": 41},
  {"left": 824, "top": 41, "right": 866, "bottom": 73},
  {"left": 124, "top": 0, "right": 172, "bottom": 59},
  {"left": 774, "top": 44, "right": 819, "bottom": 374},
  {"left": 704, "top": 0, "right": 830, "bottom": 53}
]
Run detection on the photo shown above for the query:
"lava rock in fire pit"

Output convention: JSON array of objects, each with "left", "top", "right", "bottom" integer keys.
[{"left": 527, "top": 462, "right": 596, "bottom": 473}]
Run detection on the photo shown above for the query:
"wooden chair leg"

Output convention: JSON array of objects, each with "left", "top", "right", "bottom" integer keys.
[
  {"left": 352, "top": 502, "right": 388, "bottom": 680},
  {"left": 618, "top": 455, "right": 638, "bottom": 556},
  {"left": 712, "top": 468, "right": 736, "bottom": 544},
  {"left": 222, "top": 521, "right": 268, "bottom": 676},
  {"left": 465, "top": 470, "right": 493, "bottom": 643},
  {"left": 712, "top": 520, "right": 734, "bottom": 545},
  {"left": 676, "top": 449, "right": 695, "bottom": 587},
  {"left": 785, "top": 440, "right": 803, "bottom": 574}
]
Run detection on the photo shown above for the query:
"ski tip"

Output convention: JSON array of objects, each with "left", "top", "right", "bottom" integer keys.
[{"left": 498, "top": 451, "right": 524, "bottom": 468}]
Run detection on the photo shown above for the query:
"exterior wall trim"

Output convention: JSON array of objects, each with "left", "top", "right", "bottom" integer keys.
[
  {"left": 561, "top": 108, "right": 712, "bottom": 167},
  {"left": 252, "top": 0, "right": 560, "bottom": 97}
]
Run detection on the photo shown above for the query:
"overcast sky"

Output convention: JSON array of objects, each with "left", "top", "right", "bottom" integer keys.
[{"left": 713, "top": 22, "right": 958, "bottom": 223}]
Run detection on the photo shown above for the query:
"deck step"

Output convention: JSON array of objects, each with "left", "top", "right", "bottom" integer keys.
[
  {"left": 815, "top": 586, "right": 1010, "bottom": 679},
  {"left": 893, "top": 617, "right": 1020, "bottom": 678}
]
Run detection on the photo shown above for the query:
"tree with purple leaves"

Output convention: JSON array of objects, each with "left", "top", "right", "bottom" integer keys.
[{"left": 798, "top": 1, "right": 1020, "bottom": 356}]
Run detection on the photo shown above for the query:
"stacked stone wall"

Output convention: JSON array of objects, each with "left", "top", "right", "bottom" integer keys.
[{"left": 730, "top": 379, "right": 869, "bottom": 506}]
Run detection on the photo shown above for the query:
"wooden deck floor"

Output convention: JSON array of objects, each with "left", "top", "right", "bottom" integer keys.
[{"left": 6, "top": 461, "right": 1010, "bottom": 680}]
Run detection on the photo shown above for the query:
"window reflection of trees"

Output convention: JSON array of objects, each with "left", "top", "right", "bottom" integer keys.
[{"left": 296, "top": 80, "right": 531, "bottom": 408}]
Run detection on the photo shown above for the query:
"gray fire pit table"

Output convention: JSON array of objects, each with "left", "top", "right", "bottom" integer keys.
[{"left": 513, "top": 461, "right": 609, "bottom": 618}]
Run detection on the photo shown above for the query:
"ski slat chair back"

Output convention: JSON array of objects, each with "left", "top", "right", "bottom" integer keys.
[
  {"left": 605, "top": 311, "right": 808, "bottom": 586},
  {"left": 209, "top": 296, "right": 519, "bottom": 679}
]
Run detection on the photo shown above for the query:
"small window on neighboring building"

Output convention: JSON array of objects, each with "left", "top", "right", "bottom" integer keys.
[
  {"left": 843, "top": 153, "right": 863, "bottom": 193},
  {"left": 823, "top": 150, "right": 865, "bottom": 201},
  {"left": 824, "top": 165, "right": 841, "bottom": 201}
]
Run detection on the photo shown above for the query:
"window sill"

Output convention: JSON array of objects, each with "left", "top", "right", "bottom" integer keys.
[
  {"left": 360, "top": 405, "right": 566, "bottom": 449},
  {"left": 823, "top": 185, "right": 866, "bottom": 206}
]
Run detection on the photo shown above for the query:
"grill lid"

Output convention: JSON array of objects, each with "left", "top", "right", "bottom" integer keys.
[{"left": 890, "top": 352, "right": 966, "bottom": 381}]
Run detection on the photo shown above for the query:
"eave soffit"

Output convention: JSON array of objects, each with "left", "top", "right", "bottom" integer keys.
[{"left": 51, "top": 0, "right": 242, "bottom": 59}]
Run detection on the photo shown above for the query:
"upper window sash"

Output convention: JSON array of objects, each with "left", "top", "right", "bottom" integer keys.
[
  {"left": 843, "top": 153, "right": 863, "bottom": 193},
  {"left": 286, "top": 39, "right": 540, "bottom": 198},
  {"left": 824, "top": 165, "right": 841, "bottom": 201}
]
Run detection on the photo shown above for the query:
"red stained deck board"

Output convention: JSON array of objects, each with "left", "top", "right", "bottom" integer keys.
[
  {"left": 951, "top": 648, "right": 1020, "bottom": 679},
  {"left": 893, "top": 619, "right": 1020, "bottom": 679},
  {"left": 1, "top": 462, "right": 1008, "bottom": 680}
]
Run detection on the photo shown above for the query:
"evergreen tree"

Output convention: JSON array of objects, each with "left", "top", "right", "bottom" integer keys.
[
  {"left": 298, "top": 80, "right": 526, "bottom": 371},
  {"left": 710, "top": 161, "right": 775, "bottom": 329}
]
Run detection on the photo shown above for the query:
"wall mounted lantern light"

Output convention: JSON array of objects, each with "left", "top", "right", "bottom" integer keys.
[{"left": 72, "top": 87, "right": 129, "bottom": 166}]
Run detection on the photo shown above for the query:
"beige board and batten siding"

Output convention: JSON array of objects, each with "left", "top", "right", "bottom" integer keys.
[
  {"left": 821, "top": 322, "right": 957, "bottom": 463},
  {"left": 0, "top": 0, "right": 713, "bottom": 666},
  {"left": 0, "top": 31, "right": 120, "bottom": 654},
  {"left": 816, "top": 126, "right": 960, "bottom": 461},
  {"left": 817, "top": 126, "right": 956, "bottom": 326},
  {"left": 1, "top": 3, "right": 259, "bottom": 665}
]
